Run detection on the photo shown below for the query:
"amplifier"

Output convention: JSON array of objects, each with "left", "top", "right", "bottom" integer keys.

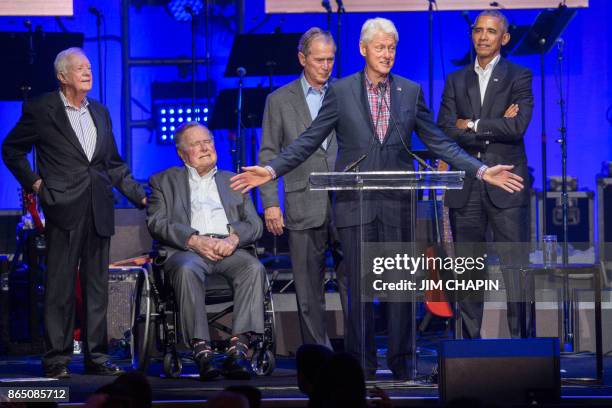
[
  {"left": 107, "top": 267, "right": 141, "bottom": 342},
  {"left": 597, "top": 178, "right": 612, "bottom": 262}
]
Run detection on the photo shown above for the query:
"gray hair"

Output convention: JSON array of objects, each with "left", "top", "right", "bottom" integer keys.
[
  {"left": 174, "top": 121, "right": 213, "bottom": 150},
  {"left": 54, "top": 47, "right": 87, "bottom": 76},
  {"left": 475, "top": 10, "right": 509, "bottom": 33},
  {"left": 298, "top": 27, "right": 336, "bottom": 56},
  {"left": 359, "top": 18, "right": 399, "bottom": 45}
]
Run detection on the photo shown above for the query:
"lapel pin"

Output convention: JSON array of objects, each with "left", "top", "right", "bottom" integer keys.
[
  {"left": 493, "top": 78, "right": 499, "bottom": 82},
  {"left": 396, "top": 87, "right": 402, "bottom": 92}
]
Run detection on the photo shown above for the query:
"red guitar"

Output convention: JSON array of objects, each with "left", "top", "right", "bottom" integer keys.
[
  {"left": 423, "top": 160, "right": 453, "bottom": 318},
  {"left": 20, "top": 189, "right": 45, "bottom": 233}
]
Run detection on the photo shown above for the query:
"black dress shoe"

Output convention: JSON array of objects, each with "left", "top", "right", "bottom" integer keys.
[
  {"left": 221, "top": 341, "right": 252, "bottom": 380},
  {"left": 85, "top": 361, "right": 125, "bottom": 376},
  {"left": 221, "top": 355, "right": 252, "bottom": 380},
  {"left": 195, "top": 351, "right": 220, "bottom": 381},
  {"left": 44, "top": 365, "right": 71, "bottom": 379}
]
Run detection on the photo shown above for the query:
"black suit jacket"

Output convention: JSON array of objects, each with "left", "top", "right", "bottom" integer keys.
[
  {"left": 437, "top": 58, "right": 533, "bottom": 209},
  {"left": 268, "top": 70, "right": 484, "bottom": 228},
  {"left": 2, "top": 91, "right": 145, "bottom": 236}
]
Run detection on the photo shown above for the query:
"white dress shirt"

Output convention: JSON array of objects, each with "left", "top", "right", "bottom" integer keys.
[
  {"left": 474, "top": 54, "right": 501, "bottom": 131},
  {"left": 187, "top": 165, "right": 230, "bottom": 236}
]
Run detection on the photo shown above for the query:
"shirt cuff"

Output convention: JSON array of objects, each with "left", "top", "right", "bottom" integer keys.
[
  {"left": 476, "top": 165, "right": 488, "bottom": 181},
  {"left": 264, "top": 165, "right": 277, "bottom": 180},
  {"left": 474, "top": 119, "right": 480, "bottom": 132}
]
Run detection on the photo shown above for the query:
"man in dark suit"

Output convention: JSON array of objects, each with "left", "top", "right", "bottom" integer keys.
[
  {"left": 147, "top": 122, "right": 265, "bottom": 380},
  {"left": 2, "top": 48, "right": 146, "bottom": 378},
  {"left": 259, "top": 27, "right": 346, "bottom": 347},
  {"left": 437, "top": 10, "right": 533, "bottom": 339},
  {"left": 231, "top": 17, "right": 523, "bottom": 379}
]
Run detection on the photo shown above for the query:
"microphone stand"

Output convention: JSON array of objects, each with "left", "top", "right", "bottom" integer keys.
[
  {"left": 322, "top": 1, "right": 332, "bottom": 31},
  {"left": 185, "top": 6, "right": 197, "bottom": 113},
  {"left": 380, "top": 83, "right": 436, "bottom": 382},
  {"left": 335, "top": 0, "right": 345, "bottom": 78},
  {"left": 94, "top": 11, "right": 104, "bottom": 104},
  {"left": 539, "top": 37, "right": 548, "bottom": 236},
  {"left": 235, "top": 68, "right": 246, "bottom": 172},
  {"left": 427, "top": 0, "right": 436, "bottom": 111},
  {"left": 556, "top": 38, "right": 569, "bottom": 266}
]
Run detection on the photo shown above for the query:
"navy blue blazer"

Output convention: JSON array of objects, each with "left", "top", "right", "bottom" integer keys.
[
  {"left": 437, "top": 58, "right": 533, "bottom": 209},
  {"left": 268, "top": 71, "right": 483, "bottom": 228}
]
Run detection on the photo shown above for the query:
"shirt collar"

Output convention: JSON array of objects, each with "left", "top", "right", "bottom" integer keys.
[
  {"left": 186, "top": 164, "right": 217, "bottom": 182},
  {"left": 364, "top": 70, "right": 389, "bottom": 91},
  {"left": 474, "top": 54, "right": 501, "bottom": 74},
  {"left": 59, "top": 90, "right": 89, "bottom": 110},
  {"left": 300, "top": 73, "right": 328, "bottom": 96}
]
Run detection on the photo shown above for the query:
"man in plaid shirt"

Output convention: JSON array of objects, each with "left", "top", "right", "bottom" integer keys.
[{"left": 232, "top": 17, "right": 523, "bottom": 380}]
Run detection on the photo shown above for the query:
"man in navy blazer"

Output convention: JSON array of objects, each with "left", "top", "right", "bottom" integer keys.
[
  {"left": 437, "top": 10, "right": 534, "bottom": 339},
  {"left": 231, "top": 18, "right": 523, "bottom": 379},
  {"left": 2, "top": 48, "right": 146, "bottom": 378}
]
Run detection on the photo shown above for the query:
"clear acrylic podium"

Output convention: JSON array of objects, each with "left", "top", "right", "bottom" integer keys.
[{"left": 310, "top": 170, "right": 465, "bottom": 381}]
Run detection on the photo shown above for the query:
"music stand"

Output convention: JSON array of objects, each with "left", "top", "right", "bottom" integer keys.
[
  {"left": 224, "top": 33, "right": 303, "bottom": 86},
  {"left": 209, "top": 87, "right": 271, "bottom": 131},
  {"left": 511, "top": 6, "right": 576, "bottom": 239},
  {"left": 0, "top": 31, "right": 84, "bottom": 101}
]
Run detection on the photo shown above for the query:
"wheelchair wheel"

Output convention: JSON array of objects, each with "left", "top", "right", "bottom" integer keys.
[
  {"left": 250, "top": 348, "right": 275, "bottom": 376},
  {"left": 163, "top": 352, "right": 183, "bottom": 378},
  {"left": 131, "top": 267, "right": 154, "bottom": 373}
]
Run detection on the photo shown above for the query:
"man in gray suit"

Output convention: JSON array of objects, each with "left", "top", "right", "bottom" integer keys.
[
  {"left": 259, "top": 27, "right": 346, "bottom": 347},
  {"left": 147, "top": 122, "right": 265, "bottom": 380}
]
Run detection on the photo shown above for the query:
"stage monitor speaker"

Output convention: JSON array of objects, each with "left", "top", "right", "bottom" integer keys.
[
  {"left": 107, "top": 267, "right": 140, "bottom": 342},
  {"left": 439, "top": 338, "right": 560, "bottom": 405}
]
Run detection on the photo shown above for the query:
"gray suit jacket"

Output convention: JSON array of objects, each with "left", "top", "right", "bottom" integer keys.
[
  {"left": 147, "top": 166, "right": 263, "bottom": 259},
  {"left": 259, "top": 78, "right": 337, "bottom": 230}
]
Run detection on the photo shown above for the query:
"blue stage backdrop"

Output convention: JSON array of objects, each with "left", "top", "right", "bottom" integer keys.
[{"left": 0, "top": 0, "right": 611, "bottom": 214}]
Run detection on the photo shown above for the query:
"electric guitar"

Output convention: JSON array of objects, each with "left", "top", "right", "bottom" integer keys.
[{"left": 423, "top": 160, "right": 453, "bottom": 318}]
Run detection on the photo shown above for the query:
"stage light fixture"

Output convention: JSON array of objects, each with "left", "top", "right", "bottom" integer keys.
[{"left": 154, "top": 102, "right": 209, "bottom": 144}]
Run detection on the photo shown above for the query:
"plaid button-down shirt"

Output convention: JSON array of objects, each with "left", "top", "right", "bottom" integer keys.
[{"left": 365, "top": 73, "right": 391, "bottom": 143}]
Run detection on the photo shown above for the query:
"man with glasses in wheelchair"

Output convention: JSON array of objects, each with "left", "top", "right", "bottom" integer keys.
[{"left": 147, "top": 122, "right": 265, "bottom": 380}]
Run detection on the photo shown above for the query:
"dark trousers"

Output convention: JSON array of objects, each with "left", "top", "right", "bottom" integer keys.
[
  {"left": 338, "top": 218, "right": 412, "bottom": 376},
  {"left": 288, "top": 215, "right": 347, "bottom": 347},
  {"left": 450, "top": 181, "right": 529, "bottom": 339},
  {"left": 43, "top": 206, "right": 110, "bottom": 370}
]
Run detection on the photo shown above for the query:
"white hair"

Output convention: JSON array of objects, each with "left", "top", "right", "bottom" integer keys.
[
  {"left": 54, "top": 47, "right": 87, "bottom": 76},
  {"left": 359, "top": 18, "right": 399, "bottom": 45}
]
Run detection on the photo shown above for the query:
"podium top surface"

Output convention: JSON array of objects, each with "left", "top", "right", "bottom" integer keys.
[{"left": 309, "top": 170, "right": 465, "bottom": 191}]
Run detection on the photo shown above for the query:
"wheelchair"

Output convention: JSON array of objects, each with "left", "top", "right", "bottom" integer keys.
[{"left": 130, "top": 248, "right": 276, "bottom": 378}]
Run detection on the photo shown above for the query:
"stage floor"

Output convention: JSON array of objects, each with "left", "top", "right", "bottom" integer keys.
[{"left": 2, "top": 351, "right": 612, "bottom": 407}]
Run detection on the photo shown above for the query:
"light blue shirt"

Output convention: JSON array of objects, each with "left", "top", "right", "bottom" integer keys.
[{"left": 300, "top": 74, "right": 330, "bottom": 149}]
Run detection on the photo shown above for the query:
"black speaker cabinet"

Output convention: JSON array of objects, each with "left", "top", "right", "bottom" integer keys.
[
  {"left": 538, "top": 191, "right": 594, "bottom": 250},
  {"left": 439, "top": 338, "right": 560, "bottom": 405},
  {"left": 598, "top": 178, "right": 612, "bottom": 262}
]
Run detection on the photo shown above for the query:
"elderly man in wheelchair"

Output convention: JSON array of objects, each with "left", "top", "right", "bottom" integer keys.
[{"left": 147, "top": 122, "right": 266, "bottom": 380}]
